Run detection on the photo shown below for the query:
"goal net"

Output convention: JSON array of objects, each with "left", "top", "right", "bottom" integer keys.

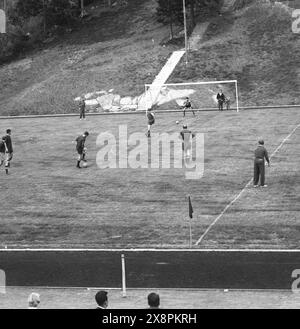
[{"left": 140, "top": 80, "right": 239, "bottom": 112}]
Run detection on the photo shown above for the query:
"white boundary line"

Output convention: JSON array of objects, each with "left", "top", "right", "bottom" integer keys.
[
  {"left": 195, "top": 122, "right": 300, "bottom": 246},
  {"left": 4, "top": 286, "right": 293, "bottom": 292},
  {"left": 0, "top": 248, "right": 300, "bottom": 252},
  {"left": 0, "top": 105, "right": 299, "bottom": 120}
]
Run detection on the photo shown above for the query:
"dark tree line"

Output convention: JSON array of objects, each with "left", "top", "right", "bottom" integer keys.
[
  {"left": 157, "top": 0, "right": 223, "bottom": 39},
  {"left": 13, "top": 0, "right": 79, "bottom": 27}
]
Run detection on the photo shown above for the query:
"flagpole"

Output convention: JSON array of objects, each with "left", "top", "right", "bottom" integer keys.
[
  {"left": 183, "top": 0, "right": 188, "bottom": 65},
  {"left": 189, "top": 218, "right": 192, "bottom": 248}
]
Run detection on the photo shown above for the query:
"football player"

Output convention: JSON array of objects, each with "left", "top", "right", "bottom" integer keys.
[
  {"left": 75, "top": 131, "right": 89, "bottom": 168},
  {"left": 1, "top": 129, "right": 13, "bottom": 175},
  {"left": 182, "top": 97, "right": 195, "bottom": 117},
  {"left": 146, "top": 111, "right": 155, "bottom": 138}
]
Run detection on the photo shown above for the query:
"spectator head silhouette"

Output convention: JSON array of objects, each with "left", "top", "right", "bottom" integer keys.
[
  {"left": 147, "top": 292, "right": 160, "bottom": 309},
  {"left": 95, "top": 290, "right": 108, "bottom": 309}
]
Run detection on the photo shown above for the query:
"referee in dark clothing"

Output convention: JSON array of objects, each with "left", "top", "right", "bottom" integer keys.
[{"left": 254, "top": 139, "right": 270, "bottom": 187}]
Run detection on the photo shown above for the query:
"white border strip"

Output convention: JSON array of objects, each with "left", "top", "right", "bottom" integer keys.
[
  {"left": 3, "top": 286, "right": 293, "bottom": 293},
  {"left": 0, "top": 248, "right": 300, "bottom": 252},
  {"left": 195, "top": 122, "right": 300, "bottom": 246},
  {"left": 4, "top": 286, "right": 292, "bottom": 292}
]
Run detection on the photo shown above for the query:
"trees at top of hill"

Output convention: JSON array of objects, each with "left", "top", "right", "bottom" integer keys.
[
  {"left": 156, "top": 0, "right": 223, "bottom": 39},
  {"left": 15, "top": 0, "right": 79, "bottom": 26},
  {"left": 0, "top": 0, "right": 94, "bottom": 64}
]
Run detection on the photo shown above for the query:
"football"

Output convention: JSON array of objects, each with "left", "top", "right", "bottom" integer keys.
[
  {"left": 176, "top": 120, "right": 179, "bottom": 124},
  {"left": 82, "top": 161, "right": 88, "bottom": 168}
]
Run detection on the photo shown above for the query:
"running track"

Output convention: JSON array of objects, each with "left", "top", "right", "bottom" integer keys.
[{"left": 0, "top": 250, "right": 299, "bottom": 289}]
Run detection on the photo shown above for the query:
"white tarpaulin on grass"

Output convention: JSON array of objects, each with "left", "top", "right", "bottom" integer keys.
[{"left": 140, "top": 50, "right": 185, "bottom": 110}]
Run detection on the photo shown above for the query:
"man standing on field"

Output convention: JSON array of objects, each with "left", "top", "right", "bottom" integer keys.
[
  {"left": 182, "top": 97, "right": 195, "bottom": 117},
  {"left": 254, "top": 139, "right": 270, "bottom": 187},
  {"left": 75, "top": 131, "right": 89, "bottom": 168},
  {"left": 0, "top": 129, "right": 13, "bottom": 175},
  {"left": 146, "top": 110, "right": 155, "bottom": 137},
  {"left": 217, "top": 90, "right": 225, "bottom": 111},
  {"left": 79, "top": 97, "right": 86, "bottom": 120},
  {"left": 180, "top": 124, "right": 195, "bottom": 158}
]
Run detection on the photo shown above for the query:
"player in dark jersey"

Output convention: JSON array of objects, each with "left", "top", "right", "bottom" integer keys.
[
  {"left": 179, "top": 124, "right": 195, "bottom": 158},
  {"left": 1, "top": 129, "right": 13, "bottom": 175},
  {"left": 253, "top": 139, "right": 270, "bottom": 187},
  {"left": 79, "top": 97, "right": 86, "bottom": 120},
  {"left": 182, "top": 97, "right": 195, "bottom": 117},
  {"left": 217, "top": 90, "right": 226, "bottom": 111},
  {"left": 146, "top": 111, "right": 155, "bottom": 137},
  {"left": 75, "top": 131, "right": 89, "bottom": 168}
]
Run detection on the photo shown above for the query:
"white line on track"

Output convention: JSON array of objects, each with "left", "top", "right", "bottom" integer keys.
[
  {"left": 1, "top": 248, "right": 300, "bottom": 252},
  {"left": 195, "top": 122, "right": 300, "bottom": 246}
]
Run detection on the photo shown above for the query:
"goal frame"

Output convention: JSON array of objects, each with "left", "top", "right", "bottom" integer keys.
[{"left": 144, "top": 80, "right": 239, "bottom": 113}]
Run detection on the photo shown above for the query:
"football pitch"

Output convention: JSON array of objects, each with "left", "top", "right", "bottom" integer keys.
[{"left": 0, "top": 107, "right": 299, "bottom": 249}]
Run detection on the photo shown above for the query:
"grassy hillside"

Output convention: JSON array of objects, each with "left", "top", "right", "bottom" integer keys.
[
  {"left": 171, "top": 0, "right": 300, "bottom": 106},
  {"left": 0, "top": 0, "right": 299, "bottom": 116},
  {"left": 0, "top": 0, "right": 174, "bottom": 116}
]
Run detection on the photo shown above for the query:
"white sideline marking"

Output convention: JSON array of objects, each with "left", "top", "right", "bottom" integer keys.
[
  {"left": 0, "top": 248, "right": 300, "bottom": 252},
  {"left": 195, "top": 122, "right": 300, "bottom": 246},
  {"left": 0, "top": 105, "right": 300, "bottom": 120}
]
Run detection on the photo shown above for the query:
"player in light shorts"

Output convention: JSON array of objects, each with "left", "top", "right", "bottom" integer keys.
[
  {"left": 180, "top": 124, "right": 195, "bottom": 158},
  {"left": 146, "top": 111, "right": 155, "bottom": 137},
  {"left": 1, "top": 129, "right": 13, "bottom": 175}
]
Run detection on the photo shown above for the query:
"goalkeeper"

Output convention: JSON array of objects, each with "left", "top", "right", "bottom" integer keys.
[
  {"left": 182, "top": 97, "right": 195, "bottom": 117},
  {"left": 217, "top": 90, "right": 226, "bottom": 111}
]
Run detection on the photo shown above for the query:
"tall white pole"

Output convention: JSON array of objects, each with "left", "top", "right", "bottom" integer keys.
[
  {"left": 121, "top": 254, "right": 127, "bottom": 298},
  {"left": 81, "top": 0, "right": 84, "bottom": 17},
  {"left": 183, "top": 0, "right": 188, "bottom": 65},
  {"left": 0, "top": 0, "right": 7, "bottom": 34},
  {"left": 235, "top": 80, "right": 239, "bottom": 112},
  {"left": 189, "top": 218, "right": 192, "bottom": 248}
]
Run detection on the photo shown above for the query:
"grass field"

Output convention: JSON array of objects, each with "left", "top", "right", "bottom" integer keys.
[
  {"left": 0, "top": 108, "right": 299, "bottom": 249},
  {"left": 0, "top": 287, "right": 299, "bottom": 309}
]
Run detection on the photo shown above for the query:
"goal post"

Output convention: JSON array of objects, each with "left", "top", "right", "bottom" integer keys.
[{"left": 141, "top": 80, "right": 239, "bottom": 113}]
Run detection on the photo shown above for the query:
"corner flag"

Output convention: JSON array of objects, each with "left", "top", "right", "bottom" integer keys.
[{"left": 188, "top": 196, "right": 193, "bottom": 219}]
